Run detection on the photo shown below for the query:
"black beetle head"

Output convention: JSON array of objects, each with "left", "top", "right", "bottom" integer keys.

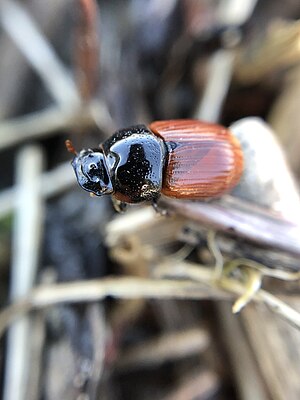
[{"left": 71, "top": 149, "right": 113, "bottom": 196}]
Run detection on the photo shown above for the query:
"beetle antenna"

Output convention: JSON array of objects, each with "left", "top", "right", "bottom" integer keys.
[{"left": 65, "top": 139, "right": 78, "bottom": 155}]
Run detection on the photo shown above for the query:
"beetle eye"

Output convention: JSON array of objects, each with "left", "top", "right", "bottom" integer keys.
[
  {"left": 83, "top": 162, "right": 99, "bottom": 179},
  {"left": 88, "top": 163, "right": 97, "bottom": 172}
]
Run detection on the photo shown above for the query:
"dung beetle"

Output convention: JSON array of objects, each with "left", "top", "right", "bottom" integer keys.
[{"left": 67, "top": 120, "right": 243, "bottom": 210}]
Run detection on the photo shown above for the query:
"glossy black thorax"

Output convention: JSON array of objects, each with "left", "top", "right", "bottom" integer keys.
[{"left": 101, "top": 125, "right": 167, "bottom": 203}]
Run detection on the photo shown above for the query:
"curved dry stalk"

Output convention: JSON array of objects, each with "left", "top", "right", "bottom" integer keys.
[
  {"left": 206, "top": 230, "right": 298, "bottom": 314},
  {"left": 155, "top": 261, "right": 300, "bottom": 329},
  {"left": 231, "top": 269, "right": 262, "bottom": 313},
  {"left": 0, "top": 265, "right": 299, "bottom": 340},
  {"left": 207, "top": 230, "right": 224, "bottom": 280},
  {"left": 222, "top": 257, "right": 300, "bottom": 312},
  {"left": 226, "top": 258, "right": 300, "bottom": 280},
  {"left": 0, "top": 277, "right": 229, "bottom": 339}
]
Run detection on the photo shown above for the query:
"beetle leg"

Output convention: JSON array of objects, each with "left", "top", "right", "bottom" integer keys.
[
  {"left": 151, "top": 198, "right": 168, "bottom": 216},
  {"left": 111, "top": 197, "right": 127, "bottom": 213}
]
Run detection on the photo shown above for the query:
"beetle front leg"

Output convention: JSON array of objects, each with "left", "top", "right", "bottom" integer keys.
[
  {"left": 151, "top": 198, "right": 168, "bottom": 216},
  {"left": 111, "top": 197, "right": 127, "bottom": 213}
]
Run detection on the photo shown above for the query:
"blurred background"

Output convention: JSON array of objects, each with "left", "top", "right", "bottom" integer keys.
[{"left": 1, "top": 0, "right": 300, "bottom": 399}]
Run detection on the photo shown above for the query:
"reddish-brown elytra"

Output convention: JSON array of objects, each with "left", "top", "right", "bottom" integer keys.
[
  {"left": 150, "top": 119, "right": 243, "bottom": 199},
  {"left": 68, "top": 119, "right": 243, "bottom": 208}
]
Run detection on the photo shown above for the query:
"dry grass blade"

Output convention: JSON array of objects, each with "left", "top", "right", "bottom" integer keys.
[
  {"left": 4, "top": 146, "right": 44, "bottom": 400},
  {"left": 0, "top": 162, "right": 76, "bottom": 219},
  {"left": 74, "top": 0, "right": 101, "bottom": 101},
  {"left": 0, "top": 277, "right": 230, "bottom": 339},
  {"left": 161, "top": 370, "right": 219, "bottom": 400},
  {"left": 0, "top": 107, "right": 86, "bottom": 150},
  {"left": 0, "top": 262, "right": 299, "bottom": 341},
  {"left": 155, "top": 261, "right": 300, "bottom": 329},
  {"left": 194, "top": 49, "right": 235, "bottom": 123},
  {"left": 235, "top": 19, "right": 300, "bottom": 83},
  {"left": 116, "top": 328, "right": 209, "bottom": 371},
  {"left": 0, "top": 98, "right": 113, "bottom": 151},
  {"left": 0, "top": 0, "right": 80, "bottom": 108}
]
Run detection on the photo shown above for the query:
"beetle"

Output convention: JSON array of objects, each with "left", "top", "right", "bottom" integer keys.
[{"left": 67, "top": 119, "right": 243, "bottom": 210}]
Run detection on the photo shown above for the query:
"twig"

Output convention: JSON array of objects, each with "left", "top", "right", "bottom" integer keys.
[
  {"left": 194, "top": 49, "right": 235, "bottom": 123},
  {"left": 74, "top": 0, "right": 101, "bottom": 101},
  {"left": 0, "top": 107, "right": 85, "bottom": 150},
  {"left": 0, "top": 0, "right": 80, "bottom": 108},
  {"left": 255, "top": 290, "right": 300, "bottom": 329},
  {"left": 162, "top": 371, "right": 219, "bottom": 400},
  {"left": 25, "top": 313, "right": 46, "bottom": 400},
  {"left": 194, "top": 0, "right": 259, "bottom": 122},
  {"left": 217, "top": 303, "right": 269, "bottom": 400},
  {"left": 226, "top": 258, "right": 300, "bottom": 281},
  {"left": 235, "top": 19, "right": 300, "bottom": 84},
  {"left": 0, "top": 161, "right": 76, "bottom": 219},
  {"left": 155, "top": 261, "right": 300, "bottom": 329},
  {"left": 86, "top": 304, "right": 106, "bottom": 398},
  {"left": 0, "top": 100, "right": 113, "bottom": 151},
  {"left": 0, "top": 277, "right": 230, "bottom": 339},
  {"left": 116, "top": 328, "right": 209, "bottom": 371},
  {"left": 3, "top": 145, "right": 44, "bottom": 400},
  {"left": 269, "top": 64, "right": 300, "bottom": 175},
  {"left": 1, "top": 257, "right": 299, "bottom": 341},
  {"left": 241, "top": 301, "right": 300, "bottom": 399}
]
